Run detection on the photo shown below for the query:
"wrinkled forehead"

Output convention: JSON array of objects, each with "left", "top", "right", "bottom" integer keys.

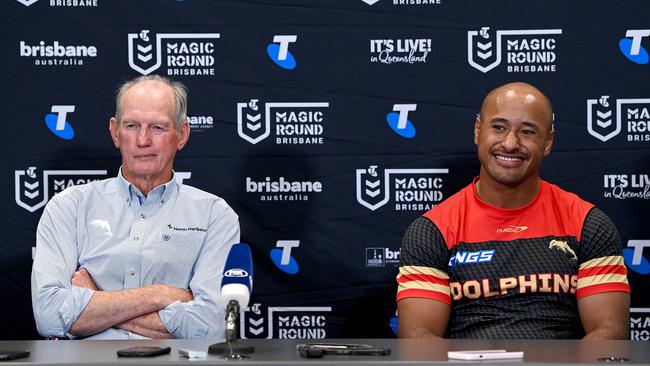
[{"left": 120, "top": 82, "right": 175, "bottom": 118}]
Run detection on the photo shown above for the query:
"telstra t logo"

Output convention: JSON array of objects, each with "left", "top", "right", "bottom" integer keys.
[
  {"left": 270, "top": 240, "right": 300, "bottom": 274},
  {"left": 267, "top": 35, "right": 297, "bottom": 70},
  {"left": 386, "top": 104, "right": 417, "bottom": 138},
  {"left": 623, "top": 240, "right": 650, "bottom": 275},
  {"left": 619, "top": 30, "right": 650, "bottom": 65},
  {"left": 45, "top": 105, "right": 75, "bottom": 140}
]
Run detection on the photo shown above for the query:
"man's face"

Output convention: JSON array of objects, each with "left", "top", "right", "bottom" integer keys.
[
  {"left": 474, "top": 88, "right": 554, "bottom": 187},
  {"left": 109, "top": 81, "right": 188, "bottom": 184}
]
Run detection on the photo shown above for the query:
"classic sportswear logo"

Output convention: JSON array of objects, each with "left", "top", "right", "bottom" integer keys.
[
  {"left": 241, "top": 302, "right": 331, "bottom": 339},
  {"left": 15, "top": 167, "right": 107, "bottom": 212},
  {"left": 267, "top": 35, "right": 297, "bottom": 70},
  {"left": 16, "top": 0, "right": 98, "bottom": 6},
  {"left": 365, "top": 247, "right": 400, "bottom": 267},
  {"left": 19, "top": 41, "right": 97, "bottom": 66},
  {"left": 619, "top": 30, "right": 650, "bottom": 65},
  {"left": 45, "top": 105, "right": 75, "bottom": 140},
  {"left": 623, "top": 240, "right": 650, "bottom": 275},
  {"left": 370, "top": 39, "right": 430, "bottom": 64},
  {"left": 587, "top": 95, "right": 650, "bottom": 142},
  {"left": 603, "top": 174, "right": 650, "bottom": 200},
  {"left": 246, "top": 177, "right": 322, "bottom": 202},
  {"left": 128, "top": 29, "right": 220, "bottom": 76},
  {"left": 467, "top": 27, "right": 562, "bottom": 73},
  {"left": 496, "top": 225, "right": 528, "bottom": 233},
  {"left": 270, "top": 240, "right": 300, "bottom": 274},
  {"left": 356, "top": 165, "right": 448, "bottom": 211},
  {"left": 237, "top": 99, "right": 329, "bottom": 145},
  {"left": 386, "top": 104, "right": 417, "bottom": 138}
]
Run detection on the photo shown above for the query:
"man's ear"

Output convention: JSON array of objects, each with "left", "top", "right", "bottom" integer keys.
[
  {"left": 474, "top": 115, "right": 481, "bottom": 146},
  {"left": 109, "top": 117, "right": 120, "bottom": 148},
  {"left": 177, "top": 120, "right": 190, "bottom": 150},
  {"left": 543, "top": 128, "right": 555, "bottom": 156}
]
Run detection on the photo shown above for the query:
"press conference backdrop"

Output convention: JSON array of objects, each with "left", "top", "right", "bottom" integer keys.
[{"left": 1, "top": 0, "right": 649, "bottom": 340}]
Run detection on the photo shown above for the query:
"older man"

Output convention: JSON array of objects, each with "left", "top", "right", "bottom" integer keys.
[
  {"left": 32, "top": 75, "right": 240, "bottom": 339},
  {"left": 397, "top": 82, "right": 630, "bottom": 339}
]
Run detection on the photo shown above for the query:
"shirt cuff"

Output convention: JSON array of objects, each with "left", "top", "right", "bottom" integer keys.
[
  {"left": 61, "top": 287, "right": 95, "bottom": 339},
  {"left": 158, "top": 300, "right": 209, "bottom": 339}
]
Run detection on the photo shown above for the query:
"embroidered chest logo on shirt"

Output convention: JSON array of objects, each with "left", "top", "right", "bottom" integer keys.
[
  {"left": 90, "top": 219, "right": 112, "bottom": 236},
  {"left": 496, "top": 225, "right": 528, "bottom": 233},
  {"left": 161, "top": 233, "right": 171, "bottom": 241},
  {"left": 166, "top": 224, "right": 207, "bottom": 232},
  {"left": 549, "top": 239, "right": 577, "bottom": 260}
]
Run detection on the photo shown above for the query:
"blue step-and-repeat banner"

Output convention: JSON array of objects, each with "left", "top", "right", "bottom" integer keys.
[{"left": 1, "top": 0, "right": 649, "bottom": 340}]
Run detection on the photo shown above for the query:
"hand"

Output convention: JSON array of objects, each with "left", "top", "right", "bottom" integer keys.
[{"left": 71, "top": 268, "right": 99, "bottom": 291}]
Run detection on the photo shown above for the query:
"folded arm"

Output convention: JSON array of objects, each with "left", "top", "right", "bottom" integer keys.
[
  {"left": 397, "top": 297, "right": 450, "bottom": 338},
  {"left": 579, "top": 291, "right": 630, "bottom": 340}
]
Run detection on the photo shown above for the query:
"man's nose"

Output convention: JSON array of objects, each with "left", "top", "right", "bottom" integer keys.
[
  {"left": 501, "top": 130, "right": 520, "bottom": 151},
  {"left": 137, "top": 128, "right": 152, "bottom": 146}
]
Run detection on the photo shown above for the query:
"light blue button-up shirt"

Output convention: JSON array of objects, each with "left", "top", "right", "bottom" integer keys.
[{"left": 31, "top": 170, "right": 240, "bottom": 339}]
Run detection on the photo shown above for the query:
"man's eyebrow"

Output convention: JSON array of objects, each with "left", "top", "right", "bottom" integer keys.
[
  {"left": 488, "top": 117, "right": 508, "bottom": 124},
  {"left": 488, "top": 118, "right": 541, "bottom": 130}
]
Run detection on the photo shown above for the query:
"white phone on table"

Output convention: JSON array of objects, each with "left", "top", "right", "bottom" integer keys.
[{"left": 447, "top": 349, "right": 524, "bottom": 360}]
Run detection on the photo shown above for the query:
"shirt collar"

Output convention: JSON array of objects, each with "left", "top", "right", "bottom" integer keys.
[{"left": 116, "top": 167, "right": 179, "bottom": 206}]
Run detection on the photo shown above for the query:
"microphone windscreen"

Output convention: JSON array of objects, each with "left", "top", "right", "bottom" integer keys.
[{"left": 220, "top": 243, "right": 253, "bottom": 308}]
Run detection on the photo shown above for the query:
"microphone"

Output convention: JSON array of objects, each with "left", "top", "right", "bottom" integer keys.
[
  {"left": 210, "top": 243, "right": 255, "bottom": 357},
  {"left": 220, "top": 243, "right": 253, "bottom": 312}
]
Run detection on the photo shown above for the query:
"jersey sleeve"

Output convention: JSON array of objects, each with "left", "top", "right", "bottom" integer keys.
[
  {"left": 576, "top": 207, "right": 630, "bottom": 299},
  {"left": 396, "top": 216, "right": 452, "bottom": 304}
]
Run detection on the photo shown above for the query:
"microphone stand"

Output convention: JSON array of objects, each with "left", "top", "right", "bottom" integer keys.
[{"left": 208, "top": 300, "right": 255, "bottom": 359}]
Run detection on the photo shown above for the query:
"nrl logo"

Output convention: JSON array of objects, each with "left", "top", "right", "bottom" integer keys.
[
  {"left": 549, "top": 239, "right": 577, "bottom": 261},
  {"left": 15, "top": 167, "right": 107, "bottom": 212},
  {"left": 587, "top": 96, "right": 650, "bottom": 142},
  {"left": 127, "top": 29, "right": 220, "bottom": 75},
  {"left": 586, "top": 96, "right": 620, "bottom": 142},
  {"left": 356, "top": 165, "right": 448, "bottom": 211},
  {"left": 467, "top": 27, "right": 562, "bottom": 73},
  {"left": 237, "top": 99, "right": 269, "bottom": 144},
  {"left": 236, "top": 99, "right": 329, "bottom": 145}
]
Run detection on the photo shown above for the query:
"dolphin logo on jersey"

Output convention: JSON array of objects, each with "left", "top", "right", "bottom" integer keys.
[{"left": 549, "top": 239, "right": 577, "bottom": 260}]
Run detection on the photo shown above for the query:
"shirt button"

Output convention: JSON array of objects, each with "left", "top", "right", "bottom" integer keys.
[
  {"left": 133, "top": 236, "right": 140, "bottom": 241},
  {"left": 129, "top": 269, "right": 136, "bottom": 276},
  {"left": 140, "top": 214, "right": 146, "bottom": 219}
]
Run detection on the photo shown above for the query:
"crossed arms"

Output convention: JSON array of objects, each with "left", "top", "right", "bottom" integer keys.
[{"left": 67, "top": 268, "right": 191, "bottom": 338}]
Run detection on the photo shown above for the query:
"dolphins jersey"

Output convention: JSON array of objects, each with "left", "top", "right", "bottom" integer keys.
[{"left": 396, "top": 179, "right": 630, "bottom": 339}]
